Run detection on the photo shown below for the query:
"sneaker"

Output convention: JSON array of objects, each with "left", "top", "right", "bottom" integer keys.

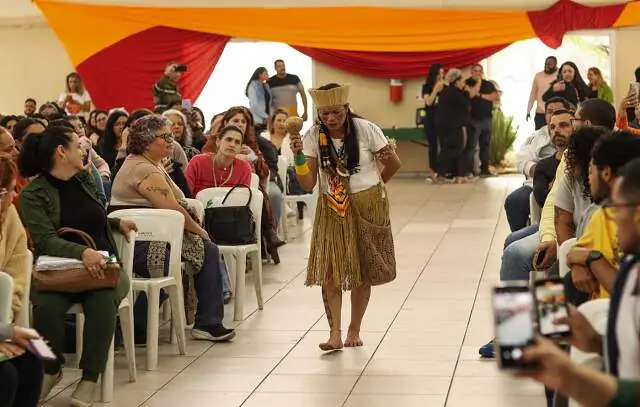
[
  {"left": 478, "top": 339, "right": 496, "bottom": 358},
  {"left": 192, "top": 324, "right": 236, "bottom": 342},
  {"left": 39, "top": 371, "right": 63, "bottom": 403},
  {"left": 70, "top": 380, "right": 97, "bottom": 407}
]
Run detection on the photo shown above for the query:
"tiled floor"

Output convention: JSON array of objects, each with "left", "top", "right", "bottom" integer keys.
[{"left": 43, "top": 176, "right": 547, "bottom": 407}]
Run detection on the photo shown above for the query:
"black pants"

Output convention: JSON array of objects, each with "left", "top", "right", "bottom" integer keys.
[
  {"left": 437, "top": 125, "right": 466, "bottom": 178},
  {"left": 423, "top": 115, "right": 438, "bottom": 173},
  {"left": 534, "top": 113, "right": 546, "bottom": 130},
  {"left": 468, "top": 118, "right": 492, "bottom": 174},
  {"left": 0, "top": 352, "right": 44, "bottom": 407}
]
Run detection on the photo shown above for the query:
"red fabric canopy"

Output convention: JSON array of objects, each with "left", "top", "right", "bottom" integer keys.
[
  {"left": 76, "top": 26, "right": 229, "bottom": 111},
  {"left": 293, "top": 45, "right": 508, "bottom": 79}
]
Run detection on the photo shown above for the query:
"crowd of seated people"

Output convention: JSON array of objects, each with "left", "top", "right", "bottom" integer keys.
[{"left": 0, "top": 69, "right": 315, "bottom": 406}]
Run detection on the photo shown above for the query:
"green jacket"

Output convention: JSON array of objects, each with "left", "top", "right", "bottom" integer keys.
[
  {"left": 597, "top": 82, "right": 614, "bottom": 104},
  {"left": 153, "top": 75, "right": 182, "bottom": 109},
  {"left": 19, "top": 170, "right": 121, "bottom": 261}
]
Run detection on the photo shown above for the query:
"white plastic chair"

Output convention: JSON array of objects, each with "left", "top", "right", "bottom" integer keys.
[
  {"left": 0, "top": 271, "right": 13, "bottom": 323},
  {"left": 109, "top": 209, "right": 187, "bottom": 371},
  {"left": 71, "top": 228, "right": 137, "bottom": 402},
  {"left": 277, "top": 155, "right": 318, "bottom": 241},
  {"left": 11, "top": 250, "right": 32, "bottom": 327},
  {"left": 250, "top": 173, "right": 260, "bottom": 189},
  {"left": 529, "top": 192, "right": 541, "bottom": 225},
  {"left": 195, "top": 187, "right": 264, "bottom": 321},
  {"left": 559, "top": 237, "right": 578, "bottom": 278}
]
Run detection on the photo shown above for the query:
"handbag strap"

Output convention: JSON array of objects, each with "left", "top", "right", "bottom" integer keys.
[
  {"left": 57, "top": 227, "right": 97, "bottom": 249},
  {"left": 221, "top": 184, "right": 252, "bottom": 207}
]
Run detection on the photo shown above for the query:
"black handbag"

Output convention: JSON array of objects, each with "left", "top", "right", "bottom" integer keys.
[{"left": 204, "top": 185, "right": 257, "bottom": 245}]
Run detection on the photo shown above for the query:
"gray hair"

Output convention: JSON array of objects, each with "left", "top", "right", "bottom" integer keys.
[
  {"left": 445, "top": 69, "right": 463, "bottom": 86},
  {"left": 127, "top": 115, "right": 171, "bottom": 155},
  {"left": 162, "top": 109, "right": 193, "bottom": 148}
]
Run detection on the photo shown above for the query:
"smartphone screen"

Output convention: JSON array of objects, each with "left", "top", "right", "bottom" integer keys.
[
  {"left": 29, "top": 338, "right": 57, "bottom": 360},
  {"left": 182, "top": 99, "right": 192, "bottom": 110},
  {"left": 492, "top": 283, "right": 535, "bottom": 369},
  {"left": 534, "top": 278, "right": 571, "bottom": 339}
]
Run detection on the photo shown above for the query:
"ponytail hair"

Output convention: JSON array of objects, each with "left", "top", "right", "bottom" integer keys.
[{"left": 18, "top": 126, "right": 73, "bottom": 177}]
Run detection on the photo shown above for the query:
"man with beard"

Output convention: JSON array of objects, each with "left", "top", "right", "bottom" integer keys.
[
  {"left": 528, "top": 56, "right": 559, "bottom": 130},
  {"left": 567, "top": 132, "right": 640, "bottom": 299}
]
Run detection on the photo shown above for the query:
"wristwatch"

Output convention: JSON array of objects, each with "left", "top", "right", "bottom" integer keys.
[{"left": 586, "top": 250, "right": 603, "bottom": 268}]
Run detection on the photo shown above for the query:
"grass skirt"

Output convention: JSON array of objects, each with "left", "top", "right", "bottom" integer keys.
[{"left": 305, "top": 183, "right": 392, "bottom": 291}]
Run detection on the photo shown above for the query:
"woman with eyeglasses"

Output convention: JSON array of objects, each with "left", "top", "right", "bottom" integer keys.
[{"left": 99, "top": 110, "right": 128, "bottom": 171}]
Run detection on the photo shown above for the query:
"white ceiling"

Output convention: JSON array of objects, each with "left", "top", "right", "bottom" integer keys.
[{"left": 0, "top": 0, "right": 632, "bottom": 20}]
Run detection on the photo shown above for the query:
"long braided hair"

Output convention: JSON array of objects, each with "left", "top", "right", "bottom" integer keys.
[{"left": 316, "top": 83, "right": 360, "bottom": 175}]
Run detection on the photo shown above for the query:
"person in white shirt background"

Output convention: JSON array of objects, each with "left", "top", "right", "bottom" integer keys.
[
  {"left": 527, "top": 56, "right": 559, "bottom": 130},
  {"left": 505, "top": 96, "right": 573, "bottom": 233},
  {"left": 57, "top": 72, "right": 92, "bottom": 117}
]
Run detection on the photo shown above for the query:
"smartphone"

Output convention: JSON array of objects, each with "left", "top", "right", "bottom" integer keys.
[
  {"left": 182, "top": 99, "right": 192, "bottom": 110},
  {"left": 29, "top": 338, "right": 57, "bottom": 361},
  {"left": 534, "top": 247, "right": 547, "bottom": 269},
  {"left": 492, "top": 282, "right": 536, "bottom": 369},
  {"left": 534, "top": 278, "right": 571, "bottom": 339}
]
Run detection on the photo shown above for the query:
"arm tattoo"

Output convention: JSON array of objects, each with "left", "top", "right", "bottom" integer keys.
[{"left": 146, "top": 185, "right": 170, "bottom": 198}]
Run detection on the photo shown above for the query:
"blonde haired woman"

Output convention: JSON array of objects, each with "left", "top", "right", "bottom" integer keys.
[{"left": 587, "top": 67, "right": 613, "bottom": 103}]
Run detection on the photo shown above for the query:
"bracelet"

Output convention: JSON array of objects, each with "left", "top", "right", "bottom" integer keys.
[
  {"left": 294, "top": 153, "right": 306, "bottom": 166},
  {"left": 295, "top": 163, "right": 310, "bottom": 176}
]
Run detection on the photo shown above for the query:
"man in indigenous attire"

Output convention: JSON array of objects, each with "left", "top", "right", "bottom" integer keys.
[{"left": 288, "top": 83, "right": 401, "bottom": 350}]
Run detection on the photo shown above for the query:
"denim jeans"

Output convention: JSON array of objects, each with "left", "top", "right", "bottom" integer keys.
[
  {"left": 268, "top": 180, "right": 283, "bottom": 227},
  {"left": 504, "top": 185, "right": 533, "bottom": 232},
  {"left": 504, "top": 223, "right": 539, "bottom": 249},
  {"left": 500, "top": 229, "right": 540, "bottom": 281}
]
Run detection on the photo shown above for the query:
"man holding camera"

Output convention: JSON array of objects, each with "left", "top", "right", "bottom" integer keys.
[{"left": 153, "top": 62, "right": 187, "bottom": 110}]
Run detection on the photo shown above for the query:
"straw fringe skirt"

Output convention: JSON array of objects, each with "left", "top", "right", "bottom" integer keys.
[{"left": 305, "top": 183, "right": 393, "bottom": 291}]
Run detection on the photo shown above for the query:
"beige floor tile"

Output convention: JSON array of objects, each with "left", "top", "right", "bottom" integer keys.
[
  {"left": 242, "top": 393, "right": 347, "bottom": 407},
  {"left": 274, "top": 355, "right": 370, "bottom": 375},
  {"left": 256, "top": 374, "right": 359, "bottom": 394},
  {"left": 365, "top": 359, "right": 456, "bottom": 376},
  {"left": 445, "top": 394, "right": 547, "bottom": 407},
  {"left": 142, "top": 390, "right": 248, "bottom": 407},
  {"left": 163, "top": 372, "right": 264, "bottom": 392},
  {"left": 352, "top": 375, "right": 452, "bottom": 395},
  {"left": 186, "top": 357, "right": 280, "bottom": 375},
  {"left": 449, "top": 376, "right": 544, "bottom": 396},
  {"left": 345, "top": 394, "right": 447, "bottom": 407},
  {"left": 200, "top": 342, "right": 295, "bottom": 359},
  {"left": 374, "top": 344, "right": 461, "bottom": 361},
  {"left": 453, "top": 359, "right": 502, "bottom": 377}
]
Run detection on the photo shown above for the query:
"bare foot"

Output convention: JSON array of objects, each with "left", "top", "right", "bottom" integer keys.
[
  {"left": 319, "top": 330, "right": 343, "bottom": 352},
  {"left": 344, "top": 330, "right": 363, "bottom": 347}
]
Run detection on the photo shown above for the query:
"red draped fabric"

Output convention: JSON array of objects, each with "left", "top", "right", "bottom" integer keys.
[
  {"left": 76, "top": 26, "right": 229, "bottom": 111},
  {"left": 528, "top": 0, "right": 626, "bottom": 48},
  {"left": 293, "top": 45, "right": 509, "bottom": 78}
]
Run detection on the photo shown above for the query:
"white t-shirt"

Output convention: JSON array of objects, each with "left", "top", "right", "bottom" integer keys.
[
  {"left": 58, "top": 91, "right": 92, "bottom": 116},
  {"left": 302, "top": 118, "right": 388, "bottom": 194},
  {"left": 614, "top": 262, "right": 640, "bottom": 379}
]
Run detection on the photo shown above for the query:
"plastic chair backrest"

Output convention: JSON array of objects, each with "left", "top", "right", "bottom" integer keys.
[
  {"left": 106, "top": 216, "right": 135, "bottom": 282},
  {"left": 195, "top": 187, "right": 264, "bottom": 245},
  {"left": 108, "top": 209, "right": 185, "bottom": 279},
  {"left": 0, "top": 271, "right": 14, "bottom": 323},
  {"left": 277, "top": 155, "right": 289, "bottom": 194},
  {"left": 184, "top": 198, "right": 204, "bottom": 223},
  {"left": 250, "top": 173, "right": 260, "bottom": 189}
]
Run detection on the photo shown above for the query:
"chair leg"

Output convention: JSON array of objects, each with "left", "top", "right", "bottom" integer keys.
[
  {"left": 118, "top": 304, "right": 137, "bottom": 382},
  {"left": 162, "top": 300, "right": 171, "bottom": 323},
  {"left": 252, "top": 252, "right": 263, "bottom": 310},
  {"left": 145, "top": 287, "right": 160, "bottom": 371},
  {"left": 233, "top": 254, "right": 247, "bottom": 321},
  {"left": 165, "top": 284, "right": 187, "bottom": 356},
  {"left": 100, "top": 338, "right": 114, "bottom": 402},
  {"left": 75, "top": 313, "right": 85, "bottom": 369},
  {"left": 224, "top": 255, "right": 237, "bottom": 293}
]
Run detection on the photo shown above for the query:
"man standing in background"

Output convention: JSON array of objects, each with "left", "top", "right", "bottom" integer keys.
[
  {"left": 527, "top": 56, "right": 558, "bottom": 130},
  {"left": 268, "top": 59, "right": 308, "bottom": 121},
  {"left": 467, "top": 64, "right": 499, "bottom": 177}
]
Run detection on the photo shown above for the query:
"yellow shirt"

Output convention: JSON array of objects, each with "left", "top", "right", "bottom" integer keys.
[{"left": 575, "top": 207, "right": 621, "bottom": 298}]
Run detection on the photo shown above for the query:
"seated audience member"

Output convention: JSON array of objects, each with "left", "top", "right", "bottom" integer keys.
[
  {"left": 272, "top": 111, "right": 306, "bottom": 219},
  {"left": 30, "top": 114, "right": 49, "bottom": 129},
  {"left": 68, "top": 116, "right": 110, "bottom": 181},
  {"left": 566, "top": 132, "right": 640, "bottom": 300},
  {"left": 0, "top": 323, "right": 44, "bottom": 407},
  {"left": 0, "top": 155, "right": 29, "bottom": 318},
  {"left": 0, "top": 127, "right": 18, "bottom": 160},
  {"left": 256, "top": 123, "right": 285, "bottom": 226},
  {"left": 23, "top": 98, "right": 37, "bottom": 116},
  {"left": 268, "top": 109, "right": 289, "bottom": 153},
  {"left": 203, "top": 107, "right": 285, "bottom": 263},
  {"left": 517, "top": 158, "right": 640, "bottom": 406},
  {"left": 162, "top": 109, "right": 200, "bottom": 161},
  {"left": 187, "top": 107, "right": 207, "bottom": 151},
  {"left": 18, "top": 126, "right": 134, "bottom": 405},
  {"left": 12, "top": 117, "right": 46, "bottom": 151},
  {"left": 99, "top": 110, "right": 129, "bottom": 171},
  {"left": 616, "top": 97, "right": 640, "bottom": 136},
  {"left": 507, "top": 97, "right": 572, "bottom": 231},
  {"left": 536, "top": 99, "right": 617, "bottom": 272},
  {"left": 479, "top": 109, "right": 575, "bottom": 358},
  {"left": 87, "top": 110, "right": 108, "bottom": 147},
  {"left": 0, "top": 116, "right": 20, "bottom": 134},
  {"left": 38, "top": 103, "right": 61, "bottom": 119},
  {"left": 110, "top": 115, "right": 235, "bottom": 342}
]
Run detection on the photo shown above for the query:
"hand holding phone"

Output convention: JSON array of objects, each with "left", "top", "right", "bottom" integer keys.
[{"left": 29, "top": 338, "right": 57, "bottom": 360}]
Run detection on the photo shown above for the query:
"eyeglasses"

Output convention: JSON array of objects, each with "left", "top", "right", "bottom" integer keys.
[{"left": 156, "top": 132, "right": 174, "bottom": 143}]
